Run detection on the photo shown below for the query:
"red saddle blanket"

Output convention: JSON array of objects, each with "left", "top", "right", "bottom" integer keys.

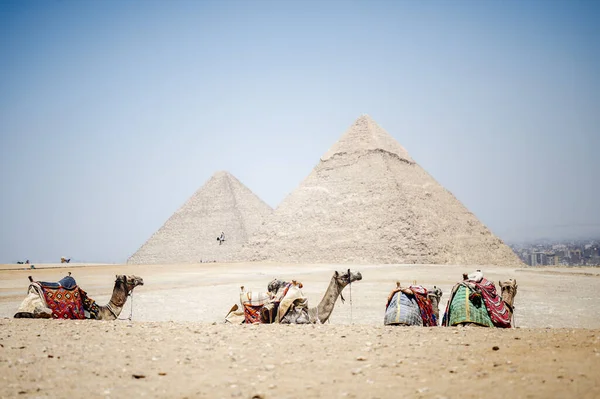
[
  {"left": 41, "top": 286, "right": 85, "bottom": 319},
  {"left": 243, "top": 304, "right": 263, "bottom": 324},
  {"left": 474, "top": 278, "right": 512, "bottom": 328}
]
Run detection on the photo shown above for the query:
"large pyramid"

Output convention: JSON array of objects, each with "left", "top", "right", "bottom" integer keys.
[
  {"left": 240, "top": 115, "right": 523, "bottom": 266},
  {"left": 128, "top": 171, "right": 272, "bottom": 264}
]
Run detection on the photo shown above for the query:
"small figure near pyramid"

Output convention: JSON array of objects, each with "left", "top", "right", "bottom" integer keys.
[{"left": 217, "top": 232, "right": 226, "bottom": 245}]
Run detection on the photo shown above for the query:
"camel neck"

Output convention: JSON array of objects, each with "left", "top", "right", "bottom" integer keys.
[
  {"left": 315, "top": 277, "right": 343, "bottom": 324},
  {"left": 106, "top": 281, "right": 128, "bottom": 318},
  {"left": 501, "top": 289, "right": 516, "bottom": 315}
]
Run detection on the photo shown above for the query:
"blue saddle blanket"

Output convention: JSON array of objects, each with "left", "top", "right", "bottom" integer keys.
[{"left": 38, "top": 275, "right": 78, "bottom": 290}]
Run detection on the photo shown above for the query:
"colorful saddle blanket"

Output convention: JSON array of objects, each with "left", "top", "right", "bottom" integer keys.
[
  {"left": 39, "top": 281, "right": 85, "bottom": 319},
  {"left": 240, "top": 282, "right": 308, "bottom": 324},
  {"left": 442, "top": 278, "right": 511, "bottom": 328},
  {"left": 36, "top": 276, "right": 100, "bottom": 319},
  {"left": 384, "top": 286, "right": 437, "bottom": 327},
  {"left": 443, "top": 285, "right": 494, "bottom": 327}
]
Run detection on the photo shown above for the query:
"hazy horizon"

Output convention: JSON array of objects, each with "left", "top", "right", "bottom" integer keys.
[{"left": 1, "top": 0, "right": 599, "bottom": 263}]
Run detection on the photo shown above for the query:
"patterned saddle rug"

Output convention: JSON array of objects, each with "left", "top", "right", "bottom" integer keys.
[
  {"left": 384, "top": 285, "right": 437, "bottom": 327},
  {"left": 442, "top": 277, "right": 512, "bottom": 328},
  {"left": 38, "top": 276, "right": 85, "bottom": 319},
  {"left": 238, "top": 280, "right": 309, "bottom": 324},
  {"left": 15, "top": 275, "right": 100, "bottom": 320}
]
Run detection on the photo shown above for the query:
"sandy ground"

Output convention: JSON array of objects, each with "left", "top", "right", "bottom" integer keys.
[{"left": 1, "top": 263, "right": 600, "bottom": 398}]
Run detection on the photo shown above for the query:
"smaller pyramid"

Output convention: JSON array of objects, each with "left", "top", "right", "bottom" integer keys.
[{"left": 128, "top": 171, "right": 272, "bottom": 264}]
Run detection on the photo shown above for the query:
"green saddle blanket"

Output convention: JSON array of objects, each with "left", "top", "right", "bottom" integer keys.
[{"left": 447, "top": 285, "right": 494, "bottom": 327}]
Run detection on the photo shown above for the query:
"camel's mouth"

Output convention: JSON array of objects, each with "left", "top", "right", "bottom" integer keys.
[
  {"left": 126, "top": 275, "right": 144, "bottom": 287},
  {"left": 348, "top": 272, "right": 362, "bottom": 283}
]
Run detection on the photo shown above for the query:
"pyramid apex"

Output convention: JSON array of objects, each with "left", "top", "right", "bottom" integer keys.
[
  {"left": 322, "top": 116, "right": 414, "bottom": 163},
  {"left": 212, "top": 170, "right": 234, "bottom": 179}
]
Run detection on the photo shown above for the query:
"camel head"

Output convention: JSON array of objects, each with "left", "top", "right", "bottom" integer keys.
[
  {"left": 427, "top": 285, "right": 443, "bottom": 321},
  {"left": 115, "top": 275, "right": 144, "bottom": 294},
  {"left": 333, "top": 269, "right": 362, "bottom": 289},
  {"left": 499, "top": 278, "right": 518, "bottom": 300},
  {"left": 427, "top": 286, "right": 443, "bottom": 303},
  {"left": 267, "top": 279, "right": 289, "bottom": 294}
]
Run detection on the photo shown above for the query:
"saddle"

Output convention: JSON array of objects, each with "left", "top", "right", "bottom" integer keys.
[
  {"left": 32, "top": 275, "right": 85, "bottom": 319},
  {"left": 442, "top": 273, "right": 512, "bottom": 328},
  {"left": 385, "top": 283, "right": 437, "bottom": 327},
  {"left": 239, "top": 280, "right": 309, "bottom": 324},
  {"left": 37, "top": 275, "right": 78, "bottom": 290},
  {"left": 22, "top": 274, "right": 99, "bottom": 319}
]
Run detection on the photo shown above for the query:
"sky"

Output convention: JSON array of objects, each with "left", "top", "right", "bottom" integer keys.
[{"left": 1, "top": 0, "right": 599, "bottom": 263}]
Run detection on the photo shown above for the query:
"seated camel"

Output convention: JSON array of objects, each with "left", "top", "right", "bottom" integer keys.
[
  {"left": 384, "top": 282, "right": 442, "bottom": 326},
  {"left": 441, "top": 270, "right": 517, "bottom": 328},
  {"left": 14, "top": 273, "right": 143, "bottom": 320},
  {"left": 224, "top": 269, "right": 363, "bottom": 324}
]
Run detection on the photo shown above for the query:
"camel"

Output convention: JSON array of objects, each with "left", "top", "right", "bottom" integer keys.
[
  {"left": 306, "top": 269, "right": 362, "bottom": 324},
  {"left": 90, "top": 275, "right": 144, "bottom": 320},
  {"left": 384, "top": 282, "right": 442, "bottom": 326},
  {"left": 14, "top": 274, "right": 144, "bottom": 320},
  {"left": 225, "top": 270, "right": 363, "bottom": 324},
  {"left": 442, "top": 272, "right": 517, "bottom": 328},
  {"left": 498, "top": 279, "right": 518, "bottom": 323},
  {"left": 427, "top": 286, "right": 443, "bottom": 321}
]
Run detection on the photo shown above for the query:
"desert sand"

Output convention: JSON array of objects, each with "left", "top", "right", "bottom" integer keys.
[{"left": 1, "top": 262, "right": 600, "bottom": 398}]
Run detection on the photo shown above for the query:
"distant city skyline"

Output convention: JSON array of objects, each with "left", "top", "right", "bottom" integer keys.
[{"left": 1, "top": 1, "right": 599, "bottom": 263}]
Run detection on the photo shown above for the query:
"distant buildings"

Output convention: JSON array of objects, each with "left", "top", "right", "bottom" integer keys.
[{"left": 511, "top": 240, "right": 600, "bottom": 266}]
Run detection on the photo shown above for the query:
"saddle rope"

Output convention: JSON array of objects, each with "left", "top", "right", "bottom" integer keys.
[
  {"left": 121, "top": 291, "right": 134, "bottom": 321},
  {"left": 116, "top": 291, "right": 134, "bottom": 321},
  {"left": 511, "top": 303, "right": 516, "bottom": 328},
  {"left": 348, "top": 268, "right": 353, "bottom": 325}
]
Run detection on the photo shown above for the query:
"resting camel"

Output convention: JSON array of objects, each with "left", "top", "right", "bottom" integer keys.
[
  {"left": 384, "top": 282, "right": 442, "bottom": 326},
  {"left": 442, "top": 271, "right": 517, "bottom": 328},
  {"left": 92, "top": 275, "right": 144, "bottom": 320},
  {"left": 427, "top": 286, "right": 443, "bottom": 321},
  {"left": 225, "top": 270, "right": 363, "bottom": 324},
  {"left": 307, "top": 269, "right": 362, "bottom": 324},
  {"left": 14, "top": 274, "right": 144, "bottom": 320}
]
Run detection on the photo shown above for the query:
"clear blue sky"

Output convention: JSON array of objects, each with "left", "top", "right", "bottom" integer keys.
[{"left": 1, "top": 0, "right": 599, "bottom": 263}]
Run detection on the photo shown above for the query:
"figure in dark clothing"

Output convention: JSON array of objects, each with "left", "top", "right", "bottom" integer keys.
[{"left": 217, "top": 232, "right": 225, "bottom": 245}]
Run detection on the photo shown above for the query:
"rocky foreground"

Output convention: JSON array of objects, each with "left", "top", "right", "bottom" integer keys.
[{"left": 1, "top": 319, "right": 599, "bottom": 399}]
